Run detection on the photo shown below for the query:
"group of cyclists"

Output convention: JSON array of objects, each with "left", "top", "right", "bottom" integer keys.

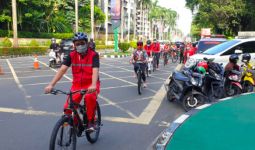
[{"left": 130, "top": 39, "right": 198, "bottom": 88}]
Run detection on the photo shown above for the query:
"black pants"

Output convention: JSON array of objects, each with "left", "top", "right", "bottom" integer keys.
[
  {"left": 153, "top": 53, "right": 160, "bottom": 67},
  {"left": 134, "top": 63, "right": 146, "bottom": 82},
  {"left": 179, "top": 53, "right": 184, "bottom": 64}
]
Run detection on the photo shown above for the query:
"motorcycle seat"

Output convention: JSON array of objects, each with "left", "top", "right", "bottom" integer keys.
[{"left": 173, "top": 71, "right": 189, "bottom": 82}]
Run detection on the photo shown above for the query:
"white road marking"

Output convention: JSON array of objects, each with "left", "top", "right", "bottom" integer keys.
[
  {"left": 23, "top": 81, "right": 71, "bottom": 86},
  {"left": 0, "top": 107, "right": 60, "bottom": 116},
  {"left": 98, "top": 95, "right": 138, "bottom": 118},
  {"left": 18, "top": 74, "right": 55, "bottom": 79},
  {"left": 101, "top": 96, "right": 153, "bottom": 106},
  {"left": 6, "top": 59, "right": 33, "bottom": 110},
  {"left": 174, "top": 114, "right": 189, "bottom": 124}
]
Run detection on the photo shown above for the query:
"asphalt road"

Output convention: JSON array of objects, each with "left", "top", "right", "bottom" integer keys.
[{"left": 0, "top": 56, "right": 184, "bottom": 150}]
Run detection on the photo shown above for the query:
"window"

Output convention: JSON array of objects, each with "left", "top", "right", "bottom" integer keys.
[
  {"left": 221, "top": 41, "right": 255, "bottom": 56},
  {"left": 203, "top": 40, "right": 240, "bottom": 55}
]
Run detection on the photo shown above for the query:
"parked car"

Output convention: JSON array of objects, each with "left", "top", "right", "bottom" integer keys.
[
  {"left": 196, "top": 37, "right": 227, "bottom": 53},
  {"left": 60, "top": 39, "right": 74, "bottom": 56},
  {"left": 186, "top": 38, "right": 255, "bottom": 67}
]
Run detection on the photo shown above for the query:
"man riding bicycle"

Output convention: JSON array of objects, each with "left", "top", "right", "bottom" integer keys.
[
  {"left": 144, "top": 40, "right": 153, "bottom": 57},
  {"left": 45, "top": 32, "right": 100, "bottom": 131},
  {"left": 130, "top": 41, "right": 148, "bottom": 87}
]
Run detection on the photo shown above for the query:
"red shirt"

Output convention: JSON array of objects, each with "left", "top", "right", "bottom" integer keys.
[
  {"left": 152, "top": 42, "right": 160, "bottom": 53},
  {"left": 144, "top": 45, "right": 153, "bottom": 57}
]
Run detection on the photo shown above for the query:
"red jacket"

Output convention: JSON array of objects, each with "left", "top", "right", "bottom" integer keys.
[
  {"left": 144, "top": 45, "right": 153, "bottom": 57},
  {"left": 70, "top": 48, "right": 97, "bottom": 89},
  {"left": 152, "top": 42, "right": 160, "bottom": 53}
]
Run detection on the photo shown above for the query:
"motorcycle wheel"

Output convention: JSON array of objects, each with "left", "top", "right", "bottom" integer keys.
[
  {"left": 226, "top": 84, "right": 242, "bottom": 97},
  {"left": 182, "top": 92, "right": 202, "bottom": 112},
  {"left": 167, "top": 81, "right": 176, "bottom": 102},
  {"left": 243, "top": 81, "right": 254, "bottom": 93}
]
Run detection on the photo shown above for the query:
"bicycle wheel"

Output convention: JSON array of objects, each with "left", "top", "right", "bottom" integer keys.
[
  {"left": 49, "top": 116, "right": 76, "bottom": 150},
  {"left": 86, "top": 101, "right": 101, "bottom": 143},
  {"left": 172, "top": 54, "right": 178, "bottom": 63},
  {"left": 153, "top": 57, "right": 157, "bottom": 72},
  {"left": 137, "top": 70, "right": 142, "bottom": 95}
]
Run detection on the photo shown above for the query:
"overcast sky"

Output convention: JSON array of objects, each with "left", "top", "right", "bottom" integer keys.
[{"left": 158, "top": 0, "right": 192, "bottom": 36}]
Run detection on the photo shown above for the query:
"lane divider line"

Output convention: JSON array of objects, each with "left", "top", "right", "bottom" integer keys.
[{"left": 6, "top": 59, "right": 33, "bottom": 110}]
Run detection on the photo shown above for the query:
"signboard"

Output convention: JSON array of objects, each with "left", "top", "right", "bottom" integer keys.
[
  {"left": 201, "top": 28, "right": 211, "bottom": 38},
  {"left": 111, "top": 0, "right": 121, "bottom": 29}
]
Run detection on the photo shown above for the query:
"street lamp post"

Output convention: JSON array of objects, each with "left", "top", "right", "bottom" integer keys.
[
  {"left": 12, "top": 0, "right": 18, "bottom": 47},
  {"left": 91, "top": 0, "right": 95, "bottom": 39}
]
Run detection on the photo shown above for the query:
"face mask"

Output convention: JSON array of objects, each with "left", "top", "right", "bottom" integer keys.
[
  {"left": 147, "top": 44, "right": 150, "bottom": 46},
  {"left": 137, "top": 46, "right": 142, "bottom": 50},
  {"left": 76, "top": 44, "right": 88, "bottom": 54}
]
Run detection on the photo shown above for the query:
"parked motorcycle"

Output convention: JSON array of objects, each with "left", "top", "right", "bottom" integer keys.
[
  {"left": 224, "top": 69, "right": 243, "bottom": 96},
  {"left": 241, "top": 64, "right": 255, "bottom": 93},
  {"left": 167, "top": 69, "right": 206, "bottom": 111}
]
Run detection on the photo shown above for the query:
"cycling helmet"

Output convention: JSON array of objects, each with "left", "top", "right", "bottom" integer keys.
[
  {"left": 242, "top": 53, "right": 251, "bottom": 63},
  {"left": 146, "top": 40, "right": 151, "bottom": 45},
  {"left": 197, "top": 66, "right": 206, "bottom": 75},
  {"left": 197, "top": 61, "right": 208, "bottom": 71},
  {"left": 137, "top": 40, "right": 143, "bottom": 46},
  {"left": 229, "top": 54, "right": 239, "bottom": 64},
  {"left": 73, "top": 32, "right": 88, "bottom": 42}
]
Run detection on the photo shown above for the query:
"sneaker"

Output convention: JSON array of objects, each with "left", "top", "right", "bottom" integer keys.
[
  {"left": 86, "top": 122, "right": 95, "bottom": 132},
  {"left": 143, "top": 83, "right": 147, "bottom": 88}
]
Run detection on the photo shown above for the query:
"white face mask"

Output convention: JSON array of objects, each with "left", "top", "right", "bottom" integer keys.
[{"left": 76, "top": 44, "right": 88, "bottom": 54}]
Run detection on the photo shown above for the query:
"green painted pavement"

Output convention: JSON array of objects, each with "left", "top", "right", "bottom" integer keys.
[{"left": 167, "top": 93, "right": 255, "bottom": 150}]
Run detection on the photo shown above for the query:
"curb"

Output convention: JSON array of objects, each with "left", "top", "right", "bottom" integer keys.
[{"left": 153, "top": 92, "right": 254, "bottom": 150}]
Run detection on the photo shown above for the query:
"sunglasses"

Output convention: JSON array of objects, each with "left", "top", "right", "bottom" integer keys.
[{"left": 137, "top": 44, "right": 143, "bottom": 46}]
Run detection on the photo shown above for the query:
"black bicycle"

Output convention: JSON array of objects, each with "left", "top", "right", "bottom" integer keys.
[
  {"left": 136, "top": 63, "right": 144, "bottom": 95},
  {"left": 171, "top": 49, "right": 178, "bottom": 63},
  {"left": 152, "top": 53, "right": 157, "bottom": 72},
  {"left": 49, "top": 89, "right": 102, "bottom": 150},
  {"left": 163, "top": 52, "right": 169, "bottom": 66}
]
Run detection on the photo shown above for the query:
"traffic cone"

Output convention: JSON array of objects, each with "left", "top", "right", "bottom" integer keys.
[
  {"left": 0, "top": 66, "right": 4, "bottom": 75},
  {"left": 33, "top": 55, "right": 39, "bottom": 69}
]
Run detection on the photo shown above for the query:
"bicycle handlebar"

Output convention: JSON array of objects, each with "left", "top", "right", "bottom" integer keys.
[{"left": 50, "top": 89, "right": 87, "bottom": 95}]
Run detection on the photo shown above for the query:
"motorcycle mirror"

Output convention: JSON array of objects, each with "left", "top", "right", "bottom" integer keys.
[{"left": 203, "top": 57, "right": 208, "bottom": 61}]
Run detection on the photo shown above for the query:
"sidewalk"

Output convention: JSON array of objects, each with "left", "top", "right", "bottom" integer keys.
[{"left": 166, "top": 93, "right": 255, "bottom": 150}]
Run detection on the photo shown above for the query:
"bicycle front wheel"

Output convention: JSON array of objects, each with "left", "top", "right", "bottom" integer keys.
[
  {"left": 49, "top": 116, "right": 76, "bottom": 150},
  {"left": 137, "top": 70, "right": 142, "bottom": 95},
  {"left": 86, "top": 101, "right": 101, "bottom": 143}
]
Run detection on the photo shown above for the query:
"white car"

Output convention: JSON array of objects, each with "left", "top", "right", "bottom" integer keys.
[{"left": 186, "top": 38, "right": 255, "bottom": 67}]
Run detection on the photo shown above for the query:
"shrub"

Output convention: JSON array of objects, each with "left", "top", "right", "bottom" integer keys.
[
  {"left": 2, "top": 37, "right": 12, "bottom": 47},
  {"left": 29, "top": 39, "right": 39, "bottom": 46},
  {"left": 118, "top": 42, "right": 130, "bottom": 52},
  {"left": 130, "top": 41, "right": 137, "bottom": 49},
  {"left": 96, "top": 45, "right": 106, "bottom": 50},
  {"left": 0, "top": 46, "right": 48, "bottom": 56}
]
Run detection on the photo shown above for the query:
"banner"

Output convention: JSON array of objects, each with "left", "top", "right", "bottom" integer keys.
[{"left": 111, "top": 0, "right": 121, "bottom": 29}]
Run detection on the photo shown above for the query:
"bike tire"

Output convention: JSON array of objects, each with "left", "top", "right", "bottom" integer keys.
[
  {"left": 86, "top": 101, "right": 101, "bottom": 144},
  {"left": 172, "top": 55, "right": 178, "bottom": 63},
  {"left": 49, "top": 116, "right": 76, "bottom": 150},
  {"left": 137, "top": 71, "right": 142, "bottom": 95}
]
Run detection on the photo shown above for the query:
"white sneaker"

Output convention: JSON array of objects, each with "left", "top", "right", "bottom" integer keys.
[{"left": 143, "top": 83, "right": 147, "bottom": 88}]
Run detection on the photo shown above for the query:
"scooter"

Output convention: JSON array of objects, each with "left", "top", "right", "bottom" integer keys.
[
  {"left": 224, "top": 69, "right": 243, "bottom": 96},
  {"left": 49, "top": 49, "right": 63, "bottom": 68},
  {"left": 167, "top": 68, "right": 206, "bottom": 111},
  {"left": 241, "top": 64, "right": 255, "bottom": 93}
]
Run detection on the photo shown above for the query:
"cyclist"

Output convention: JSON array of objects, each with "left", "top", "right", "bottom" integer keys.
[
  {"left": 163, "top": 42, "right": 170, "bottom": 64},
  {"left": 144, "top": 40, "right": 153, "bottom": 57},
  {"left": 45, "top": 32, "right": 100, "bottom": 131},
  {"left": 130, "top": 41, "right": 148, "bottom": 87},
  {"left": 152, "top": 39, "right": 160, "bottom": 69}
]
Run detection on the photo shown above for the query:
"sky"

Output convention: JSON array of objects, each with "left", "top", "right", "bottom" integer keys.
[{"left": 158, "top": 0, "right": 192, "bottom": 36}]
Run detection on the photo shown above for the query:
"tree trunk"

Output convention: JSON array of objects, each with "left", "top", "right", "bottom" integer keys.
[
  {"left": 91, "top": 0, "right": 95, "bottom": 39},
  {"left": 104, "top": 0, "right": 108, "bottom": 45},
  {"left": 127, "top": 0, "right": 131, "bottom": 42},
  {"left": 133, "top": 1, "right": 137, "bottom": 40},
  {"left": 75, "top": 0, "right": 78, "bottom": 32},
  {"left": 12, "top": 0, "right": 18, "bottom": 47}
]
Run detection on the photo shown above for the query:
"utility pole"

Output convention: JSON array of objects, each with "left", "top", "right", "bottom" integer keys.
[
  {"left": 12, "top": 0, "right": 18, "bottom": 47},
  {"left": 75, "top": 0, "right": 78, "bottom": 32},
  {"left": 104, "top": 0, "right": 108, "bottom": 45}
]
